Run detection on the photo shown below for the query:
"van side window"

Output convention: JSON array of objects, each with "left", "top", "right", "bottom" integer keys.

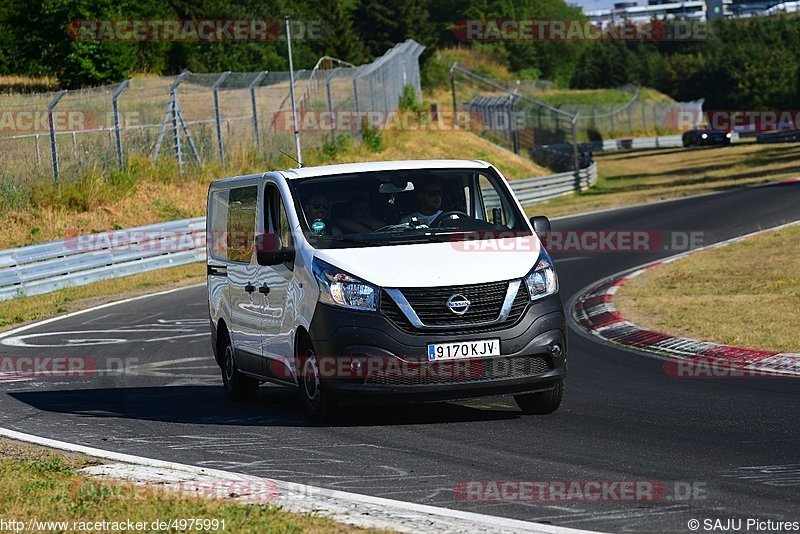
[
  {"left": 265, "top": 184, "right": 293, "bottom": 252},
  {"left": 208, "top": 190, "right": 229, "bottom": 261},
  {"left": 227, "top": 186, "right": 258, "bottom": 263}
]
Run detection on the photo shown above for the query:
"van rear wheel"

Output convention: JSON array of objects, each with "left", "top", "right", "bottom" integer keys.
[
  {"left": 221, "top": 341, "right": 259, "bottom": 402},
  {"left": 514, "top": 379, "right": 564, "bottom": 415},
  {"left": 299, "top": 339, "right": 336, "bottom": 422}
]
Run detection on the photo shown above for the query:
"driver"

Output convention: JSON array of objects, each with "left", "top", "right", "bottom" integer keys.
[{"left": 399, "top": 179, "right": 443, "bottom": 226}]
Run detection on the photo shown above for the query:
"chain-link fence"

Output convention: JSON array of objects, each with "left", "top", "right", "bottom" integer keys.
[
  {"left": 0, "top": 39, "right": 425, "bottom": 186},
  {"left": 450, "top": 63, "right": 704, "bottom": 170}
]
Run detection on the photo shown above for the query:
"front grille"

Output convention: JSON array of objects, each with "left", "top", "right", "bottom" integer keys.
[
  {"left": 364, "top": 355, "right": 552, "bottom": 386},
  {"left": 381, "top": 281, "right": 529, "bottom": 334}
]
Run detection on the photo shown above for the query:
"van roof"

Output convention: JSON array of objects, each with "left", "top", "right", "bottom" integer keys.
[
  {"left": 207, "top": 160, "right": 495, "bottom": 189},
  {"left": 278, "top": 159, "right": 492, "bottom": 180}
]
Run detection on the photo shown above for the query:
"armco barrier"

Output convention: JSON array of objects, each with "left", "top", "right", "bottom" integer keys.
[
  {"left": 0, "top": 218, "right": 205, "bottom": 301},
  {"left": 540, "top": 132, "right": 742, "bottom": 155},
  {"left": 0, "top": 164, "right": 596, "bottom": 301}
]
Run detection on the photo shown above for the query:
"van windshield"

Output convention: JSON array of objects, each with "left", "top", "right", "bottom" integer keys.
[{"left": 287, "top": 168, "right": 531, "bottom": 249}]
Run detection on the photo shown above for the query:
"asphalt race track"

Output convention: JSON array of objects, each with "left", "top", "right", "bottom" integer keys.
[{"left": 1, "top": 182, "right": 799, "bottom": 532}]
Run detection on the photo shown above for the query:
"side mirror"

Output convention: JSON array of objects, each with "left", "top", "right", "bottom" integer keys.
[
  {"left": 255, "top": 233, "right": 295, "bottom": 266},
  {"left": 530, "top": 215, "right": 551, "bottom": 234},
  {"left": 530, "top": 216, "right": 551, "bottom": 246}
]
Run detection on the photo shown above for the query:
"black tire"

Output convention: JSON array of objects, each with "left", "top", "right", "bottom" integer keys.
[
  {"left": 298, "top": 337, "right": 336, "bottom": 422},
  {"left": 514, "top": 379, "right": 564, "bottom": 415},
  {"left": 221, "top": 337, "right": 259, "bottom": 402}
]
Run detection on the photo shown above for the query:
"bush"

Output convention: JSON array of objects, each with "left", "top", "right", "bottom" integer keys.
[
  {"left": 421, "top": 56, "right": 450, "bottom": 92},
  {"left": 398, "top": 84, "right": 426, "bottom": 113},
  {"left": 321, "top": 134, "right": 353, "bottom": 158},
  {"left": 360, "top": 117, "right": 385, "bottom": 152}
]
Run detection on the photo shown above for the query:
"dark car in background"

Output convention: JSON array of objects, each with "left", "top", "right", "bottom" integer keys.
[{"left": 682, "top": 127, "right": 733, "bottom": 147}]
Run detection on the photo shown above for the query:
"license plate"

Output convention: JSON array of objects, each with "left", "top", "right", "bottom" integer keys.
[{"left": 427, "top": 339, "right": 501, "bottom": 361}]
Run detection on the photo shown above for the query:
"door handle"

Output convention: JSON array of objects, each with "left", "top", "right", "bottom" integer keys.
[
  {"left": 244, "top": 282, "right": 255, "bottom": 294},
  {"left": 258, "top": 284, "right": 270, "bottom": 295}
]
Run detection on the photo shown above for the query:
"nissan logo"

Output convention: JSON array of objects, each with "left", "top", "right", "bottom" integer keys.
[{"left": 446, "top": 294, "right": 471, "bottom": 315}]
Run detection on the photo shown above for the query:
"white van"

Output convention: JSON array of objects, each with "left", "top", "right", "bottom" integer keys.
[{"left": 207, "top": 160, "right": 566, "bottom": 420}]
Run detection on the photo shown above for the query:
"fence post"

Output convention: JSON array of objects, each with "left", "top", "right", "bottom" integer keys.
[
  {"left": 380, "top": 66, "right": 389, "bottom": 111},
  {"left": 641, "top": 104, "right": 647, "bottom": 132},
  {"left": 326, "top": 71, "right": 335, "bottom": 144},
  {"left": 152, "top": 71, "right": 189, "bottom": 167},
  {"left": 212, "top": 71, "right": 231, "bottom": 165},
  {"left": 352, "top": 76, "right": 362, "bottom": 140},
  {"left": 627, "top": 105, "right": 633, "bottom": 132},
  {"left": 249, "top": 71, "right": 268, "bottom": 155},
  {"left": 450, "top": 63, "right": 458, "bottom": 126},
  {"left": 35, "top": 134, "right": 41, "bottom": 167},
  {"left": 285, "top": 16, "right": 302, "bottom": 166},
  {"left": 47, "top": 90, "right": 67, "bottom": 183},
  {"left": 112, "top": 79, "right": 129, "bottom": 170}
]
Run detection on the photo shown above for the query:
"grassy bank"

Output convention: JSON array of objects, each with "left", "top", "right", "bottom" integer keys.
[
  {"left": 614, "top": 224, "right": 800, "bottom": 353},
  {"left": 531, "top": 143, "right": 800, "bottom": 218},
  {"left": 0, "top": 438, "right": 374, "bottom": 533}
]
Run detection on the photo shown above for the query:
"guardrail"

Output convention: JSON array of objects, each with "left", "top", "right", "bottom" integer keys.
[
  {"left": 0, "top": 164, "right": 597, "bottom": 301},
  {"left": 0, "top": 218, "right": 206, "bottom": 301},
  {"left": 539, "top": 132, "right": 742, "bottom": 155}
]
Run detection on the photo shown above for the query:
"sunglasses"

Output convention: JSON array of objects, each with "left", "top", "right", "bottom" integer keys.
[{"left": 311, "top": 202, "right": 330, "bottom": 210}]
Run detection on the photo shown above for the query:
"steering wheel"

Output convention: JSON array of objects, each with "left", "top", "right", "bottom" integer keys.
[{"left": 430, "top": 210, "right": 471, "bottom": 227}]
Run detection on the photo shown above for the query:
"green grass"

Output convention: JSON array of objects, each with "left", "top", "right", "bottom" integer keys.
[
  {"left": 614, "top": 224, "right": 800, "bottom": 353},
  {"left": 535, "top": 88, "right": 638, "bottom": 106},
  {"left": 0, "top": 439, "right": 377, "bottom": 533}
]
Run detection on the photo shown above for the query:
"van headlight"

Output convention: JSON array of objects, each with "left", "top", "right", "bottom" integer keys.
[
  {"left": 313, "top": 258, "right": 378, "bottom": 311},
  {"left": 524, "top": 251, "right": 558, "bottom": 301}
]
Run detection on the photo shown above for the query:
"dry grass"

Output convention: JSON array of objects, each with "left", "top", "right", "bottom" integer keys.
[
  {"left": 0, "top": 438, "right": 378, "bottom": 533},
  {"left": 615, "top": 225, "right": 800, "bottom": 353},
  {"left": 0, "top": 263, "right": 205, "bottom": 330},
  {"left": 531, "top": 142, "right": 800, "bottom": 218},
  {"left": 0, "top": 75, "right": 59, "bottom": 94},
  {"left": 305, "top": 130, "right": 547, "bottom": 179}
]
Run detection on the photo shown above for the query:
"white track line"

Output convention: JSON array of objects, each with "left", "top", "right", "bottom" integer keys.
[{"left": 0, "top": 428, "right": 599, "bottom": 534}]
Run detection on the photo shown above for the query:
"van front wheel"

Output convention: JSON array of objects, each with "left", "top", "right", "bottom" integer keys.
[
  {"left": 222, "top": 342, "right": 259, "bottom": 402},
  {"left": 514, "top": 379, "right": 564, "bottom": 415},
  {"left": 299, "top": 340, "right": 336, "bottom": 422}
]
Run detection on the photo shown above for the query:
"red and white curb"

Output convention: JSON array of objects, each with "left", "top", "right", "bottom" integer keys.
[{"left": 571, "top": 221, "right": 800, "bottom": 378}]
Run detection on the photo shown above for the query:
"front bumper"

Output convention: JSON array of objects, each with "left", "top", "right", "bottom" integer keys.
[{"left": 308, "top": 295, "right": 567, "bottom": 404}]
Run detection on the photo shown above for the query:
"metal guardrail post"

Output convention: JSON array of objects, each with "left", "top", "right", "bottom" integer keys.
[
  {"left": 249, "top": 71, "right": 268, "bottom": 155},
  {"left": 572, "top": 113, "right": 580, "bottom": 175},
  {"left": 112, "top": 79, "right": 130, "bottom": 170},
  {"left": 47, "top": 90, "right": 67, "bottom": 183},
  {"left": 212, "top": 71, "right": 231, "bottom": 165}
]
